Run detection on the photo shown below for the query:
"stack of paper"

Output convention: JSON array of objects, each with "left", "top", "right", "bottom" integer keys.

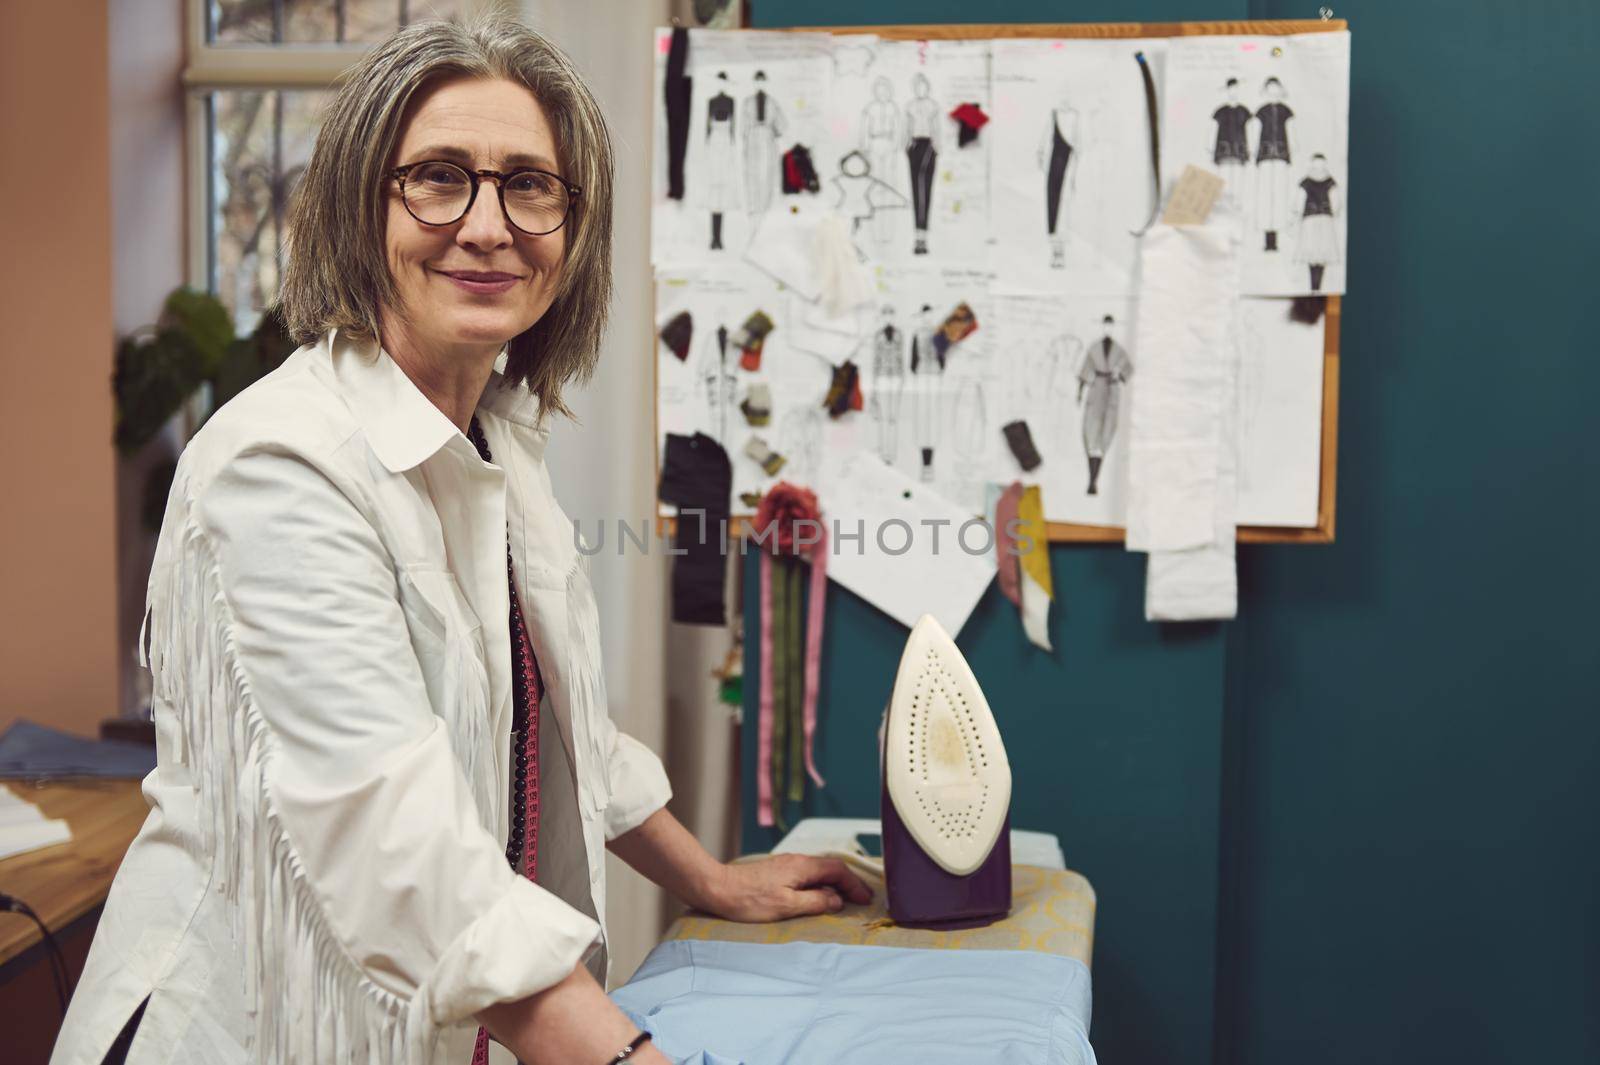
[{"left": 0, "top": 786, "right": 71, "bottom": 860}]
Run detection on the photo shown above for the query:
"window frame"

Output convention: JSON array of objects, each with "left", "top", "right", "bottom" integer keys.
[{"left": 182, "top": 0, "right": 516, "bottom": 294}]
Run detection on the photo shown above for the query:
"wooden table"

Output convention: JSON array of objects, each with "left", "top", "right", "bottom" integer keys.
[
  {"left": 0, "top": 780, "right": 149, "bottom": 967},
  {"left": 0, "top": 780, "right": 150, "bottom": 1064}
]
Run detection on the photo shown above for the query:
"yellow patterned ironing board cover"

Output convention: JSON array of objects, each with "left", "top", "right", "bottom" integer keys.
[{"left": 665, "top": 861, "right": 1096, "bottom": 966}]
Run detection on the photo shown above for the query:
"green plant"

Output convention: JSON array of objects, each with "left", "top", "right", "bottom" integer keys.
[{"left": 114, "top": 288, "right": 295, "bottom": 528}]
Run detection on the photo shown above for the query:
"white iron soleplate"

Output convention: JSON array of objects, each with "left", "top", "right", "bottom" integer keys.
[{"left": 885, "top": 615, "right": 1012, "bottom": 876}]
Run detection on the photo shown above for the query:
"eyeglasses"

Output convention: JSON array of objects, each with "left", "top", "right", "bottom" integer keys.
[{"left": 388, "top": 160, "right": 581, "bottom": 236}]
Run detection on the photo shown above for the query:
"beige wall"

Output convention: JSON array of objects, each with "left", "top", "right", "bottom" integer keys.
[{"left": 0, "top": 0, "right": 118, "bottom": 738}]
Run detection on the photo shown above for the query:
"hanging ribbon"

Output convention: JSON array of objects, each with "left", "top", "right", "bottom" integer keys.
[
  {"left": 994, "top": 480, "right": 1024, "bottom": 609},
  {"left": 1016, "top": 485, "right": 1054, "bottom": 651},
  {"left": 1131, "top": 50, "right": 1162, "bottom": 237},
  {"left": 753, "top": 483, "right": 829, "bottom": 827}
]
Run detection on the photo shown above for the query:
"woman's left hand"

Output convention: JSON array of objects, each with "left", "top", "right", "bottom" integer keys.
[{"left": 705, "top": 855, "right": 874, "bottom": 923}]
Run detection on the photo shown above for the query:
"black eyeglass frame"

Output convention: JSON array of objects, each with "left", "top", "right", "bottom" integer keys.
[{"left": 388, "top": 161, "right": 582, "bottom": 236}]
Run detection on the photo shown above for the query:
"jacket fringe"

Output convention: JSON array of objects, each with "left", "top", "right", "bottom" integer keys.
[{"left": 142, "top": 491, "right": 443, "bottom": 1065}]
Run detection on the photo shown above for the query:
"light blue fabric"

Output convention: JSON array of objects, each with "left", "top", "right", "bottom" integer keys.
[{"left": 610, "top": 940, "right": 1096, "bottom": 1065}]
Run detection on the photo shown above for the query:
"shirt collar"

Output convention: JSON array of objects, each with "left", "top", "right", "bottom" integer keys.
[{"left": 327, "top": 330, "right": 548, "bottom": 472}]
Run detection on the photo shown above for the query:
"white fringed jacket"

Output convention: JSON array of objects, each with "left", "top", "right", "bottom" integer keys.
[{"left": 51, "top": 331, "right": 671, "bottom": 1065}]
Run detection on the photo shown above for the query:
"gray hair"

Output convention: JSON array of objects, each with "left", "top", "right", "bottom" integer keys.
[{"left": 280, "top": 13, "right": 613, "bottom": 420}]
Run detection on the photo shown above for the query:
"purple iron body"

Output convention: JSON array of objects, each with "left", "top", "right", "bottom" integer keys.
[{"left": 881, "top": 615, "right": 1013, "bottom": 929}]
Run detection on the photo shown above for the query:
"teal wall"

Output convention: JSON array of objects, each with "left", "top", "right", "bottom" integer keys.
[{"left": 742, "top": 3, "right": 1600, "bottom": 1063}]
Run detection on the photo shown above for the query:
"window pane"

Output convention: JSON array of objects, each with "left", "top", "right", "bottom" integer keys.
[
  {"left": 206, "top": 89, "right": 329, "bottom": 331},
  {"left": 209, "top": 0, "right": 471, "bottom": 46}
]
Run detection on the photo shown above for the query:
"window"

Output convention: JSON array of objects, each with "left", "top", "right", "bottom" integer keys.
[{"left": 184, "top": 0, "right": 508, "bottom": 330}]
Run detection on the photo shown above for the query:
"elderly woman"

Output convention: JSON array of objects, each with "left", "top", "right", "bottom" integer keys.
[{"left": 55, "top": 17, "right": 867, "bottom": 1065}]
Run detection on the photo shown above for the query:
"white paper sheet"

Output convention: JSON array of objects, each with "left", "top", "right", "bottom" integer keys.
[
  {"left": 821, "top": 37, "right": 993, "bottom": 267},
  {"left": 656, "top": 267, "right": 838, "bottom": 508},
  {"left": 1161, "top": 31, "right": 1351, "bottom": 296},
  {"left": 817, "top": 450, "right": 996, "bottom": 636},
  {"left": 1235, "top": 298, "right": 1325, "bottom": 526},
  {"left": 989, "top": 39, "right": 1167, "bottom": 295},
  {"left": 857, "top": 264, "right": 997, "bottom": 516},
  {"left": 987, "top": 293, "right": 1139, "bottom": 526},
  {"left": 651, "top": 29, "right": 835, "bottom": 268},
  {"left": 0, "top": 786, "right": 71, "bottom": 860}
]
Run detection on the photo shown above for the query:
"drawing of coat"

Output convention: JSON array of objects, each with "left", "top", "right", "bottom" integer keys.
[
  {"left": 1079, "top": 337, "right": 1132, "bottom": 458},
  {"left": 704, "top": 93, "right": 737, "bottom": 212},
  {"left": 741, "top": 90, "right": 785, "bottom": 214}
]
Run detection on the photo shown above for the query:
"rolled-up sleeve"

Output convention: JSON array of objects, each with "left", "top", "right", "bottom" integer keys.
[
  {"left": 597, "top": 717, "right": 672, "bottom": 842},
  {"left": 198, "top": 445, "right": 600, "bottom": 1026}
]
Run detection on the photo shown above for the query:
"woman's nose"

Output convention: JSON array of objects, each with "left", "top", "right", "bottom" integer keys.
[{"left": 456, "top": 180, "right": 513, "bottom": 249}]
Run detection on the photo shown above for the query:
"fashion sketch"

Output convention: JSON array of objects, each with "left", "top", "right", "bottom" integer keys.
[
  {"left": 1253, "top": 76, "right": 1296, "bottom": 253},
  {"left": 870, "top": 304, "right": 907, "bottom": 464},
  {"left": 1077, "top": 315, "right": 1133, "bottom": 495},
  {"left": 741, "top": 70, "right": 785, "bottom": 216},
  {"left": 903, "top": 73, "right": 942, "bottom": 256},
  {"left": 832, "top": 151, "right": 907, "bottom": 239},
  {"left": 705, "top": 72, "right": 737, "bottom": 250},
  {"left": 1210, "top": 77, "right": 1251, "bottom": 209},
  {"left": 952, "top": 379, "right": 987, "bottom": 460},
  {"left": 696, "top": 320, "right": 737, "bottom": 446},
  {"left": 1294, "top": 153, "right": 1341, "bottom": 292},
  {"left": 860, "top": 77, "right": 902, "bottom": 245},
  {"left": 909, "top": 303, "right": 945, "bottom": 481},
  {"left": 1033, "top": 333, "right": 1085, "bottom": 453},
  {"left": 1037, "top": 104, "right": 1080, "bottom": 269},
  {"left": 777, "top": 405, "right": 824, "bottom": 486}
]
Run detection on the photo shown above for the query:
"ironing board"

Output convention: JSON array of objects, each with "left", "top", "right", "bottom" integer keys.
[
  {"left": 661, "top": 818, "right": 1095, "bottom": 967},
  {"left": 617, "top": 820, "right": 1098, "bottom": 1062}
]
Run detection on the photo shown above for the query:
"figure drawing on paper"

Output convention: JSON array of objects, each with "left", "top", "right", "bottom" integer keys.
[
  {"left": 778, "top": 405, "right": 824, "bottom": 485},
  {"left": 1030, "top": 332, "right": 1084, "bottom": 454},
  {"left": 832, "top": 151, "right": 907, "bottom": 240},
  {"left": 910, "top": 303, "right": 944, "bottom": 481},
  {"left": 1294, "top": 153, "right": 1341, "bottom": 292},
  {"left": 861, "top": 76, "right": 902, "bottom": 246},
  {"left": 1211, "top": 77, "right": 1251, "bottom": 209},
  {"left": 903, "top": 72, "right": 941, "bottom": 256},
  {"left": 698, "top": 320, "right": 737, "bottom": 446},
  {"left": 1039, "top": 104, "right": 1080, "bottom": 270},
  {"left": 1077, "top": 314, "right": 1133, "bottom": 496},
  {"left": 871, "top": 304, "right": 907, "bottom": 464},
  {"left": 705, "top": 72, "right": 737, "bottom": 250},
  {"left": 953, "top": 379, "right": 987, "bottom": 460},
  {"left": 741, "top": 70, "right": 785, "bottom": 216},
  {"left": 1254, "top": 76, "right": 1295, "bottom": 253}
]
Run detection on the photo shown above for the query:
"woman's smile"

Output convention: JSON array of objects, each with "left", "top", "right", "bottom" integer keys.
[{"left": 433, "top": 266, "right": 524, "bottom": 295}]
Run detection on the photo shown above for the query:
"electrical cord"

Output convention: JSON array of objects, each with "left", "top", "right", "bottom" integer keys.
[{"left": 0, "top": 890, "right": 70, "bottom": 1017}]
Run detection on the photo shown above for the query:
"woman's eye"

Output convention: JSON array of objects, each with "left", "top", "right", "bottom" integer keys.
[
  {"left": 416, "top": 164, "right": 465, "bottom": 186},
  {"left": 509, "top": 172, "right": 556, "bottom": 196}
]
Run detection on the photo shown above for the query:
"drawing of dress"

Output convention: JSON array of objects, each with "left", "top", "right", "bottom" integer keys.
[
  {"left": 705, "top": 90, "right": 736, "bottom": 249},
  {"left": 862, "top": 79, "right": 899, "bottom": 245},
  {"left": 909, "top": 305, "right": 943, "bottom": 481},
  {"left": 871, "top": 319, "right": 906, "bottom": 463},
  {"left": 1045, "top": 111, "right": 1073, "bottom": 235},
  {"left": 1078, "top": 335, "right": 1133, "bottom": 495},
  {"left": 741, "top": 87, "right": 784, "bottom": 215},
  {"left": 1212, "top": 101, "right": 1250, "bottom": 206},
  {"left": 1295, "top": 175, "right": 1339, "bottom": 291},
  {"left": 1254, "top": 99, "right": 1293, "bottom": 251},
  {"left": 904, "top": 76, "right": 940, "bottom": 255},
  {"left": 698, "top": 323, "right": 737, "bottom": 445}
]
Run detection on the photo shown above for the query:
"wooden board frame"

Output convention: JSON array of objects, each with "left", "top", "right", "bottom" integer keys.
[{"left": 654, "top": 18, "right": 1345, "bottom": 544}]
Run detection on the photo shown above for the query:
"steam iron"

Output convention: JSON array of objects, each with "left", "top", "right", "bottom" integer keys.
[{"left": 882, "top": 615, "right": 1013, "bottom": 929}]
